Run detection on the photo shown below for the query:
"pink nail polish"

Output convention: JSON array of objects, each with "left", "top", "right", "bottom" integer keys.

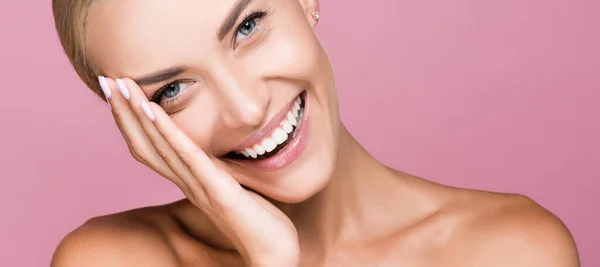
[
  {"left": 116, "top": 79, "right": 131, "bottom": 100},
  {"left": 140, "top": 101, "right": 156, "bottom": 121},
  {"left": 98, "top": 76, "right": 112, "bottom": 99}
]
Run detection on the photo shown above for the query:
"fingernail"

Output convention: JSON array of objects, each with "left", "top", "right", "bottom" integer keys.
[
  {"left": 116, "top": 79, "right": 130, "bottom": 100},
  {"left": 140, "top": 101, "right": 156, "bottom": 121},
  {"left": 98, "top": 76, "right": 111, "bottom": 99}
]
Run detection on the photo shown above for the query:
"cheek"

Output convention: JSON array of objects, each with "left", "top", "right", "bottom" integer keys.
[{"left": 171, "top": 94, "right": 219, "bottom": 153}]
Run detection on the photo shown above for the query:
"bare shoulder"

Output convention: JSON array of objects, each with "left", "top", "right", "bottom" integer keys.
[
  {"left": 50, "top": 205, "right": 180, "bottom": 267},
  {"left": 441, "top": 190, "right": 580, "bottom": 266}
]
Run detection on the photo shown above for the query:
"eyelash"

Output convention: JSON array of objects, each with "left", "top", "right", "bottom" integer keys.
[
  {"left": 232, "top": 9, "right": 268, "bottom": 48},
  {"left": 151, "top": 80, "right": 194, "bottom": 105},
  {"left": 151, "top": 10, "right": 269, "bottom": 107}
]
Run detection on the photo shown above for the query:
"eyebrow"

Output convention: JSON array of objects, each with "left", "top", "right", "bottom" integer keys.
[
  {"left": 218, "top": 0, "right": 253, "bottom": 41},
  {"left": 133, "top": 0, "right": 253, "bottom": 87},
  {"left": 133, "top": 67, "right": 186, "bottom": 86}
]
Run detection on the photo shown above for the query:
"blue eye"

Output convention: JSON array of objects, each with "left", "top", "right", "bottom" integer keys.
[
  {"left": 234, "top": 11, "right": 267, "bottom": 44},
  {"left": 236, "top": 19, "right": 257, "bottom": 42},
  {"left": 164, "top": 83, "right": 184, "bottom": 98},
  {"left": 153, "top": 82, "right": 189, "bottom": 104}
]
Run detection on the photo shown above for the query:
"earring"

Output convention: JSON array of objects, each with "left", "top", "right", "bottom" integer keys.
[{"left": 312, "top": 11, "right": 321, "bottom": 20}]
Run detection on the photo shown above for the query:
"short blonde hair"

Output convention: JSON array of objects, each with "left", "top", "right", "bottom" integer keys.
[{"left": 52, "top": 0, "right": 104, "bottom": 99}]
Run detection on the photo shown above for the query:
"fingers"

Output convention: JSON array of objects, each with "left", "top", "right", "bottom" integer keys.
[
  {"left": 114, "top": 78, "right": 206, "bottom": 203},
  {"left": 102, "top": 75, "right": 243, "bottom": 211},
  {"left": 113, "top": 78, "right": 243, "bottom": 207},
  {"left": 98, "top": 76, "right": 180, "bottom": 185}
]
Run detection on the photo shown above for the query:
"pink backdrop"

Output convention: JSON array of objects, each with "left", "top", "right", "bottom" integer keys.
[{"left": 1, "top": 0, "right": 598, "bottom": 266}]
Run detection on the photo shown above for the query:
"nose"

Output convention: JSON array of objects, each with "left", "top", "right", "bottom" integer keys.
[{"left": 213, "top": 65, "right": 269, "bottom": 129}]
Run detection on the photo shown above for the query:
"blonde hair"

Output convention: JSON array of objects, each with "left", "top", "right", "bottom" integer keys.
[{"left": 52, "top": 0, "right": 104, "bottom": 99}]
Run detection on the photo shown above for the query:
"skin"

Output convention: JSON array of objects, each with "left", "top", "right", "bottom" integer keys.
[{"left": 51, "top": 0, "right": 580, "bottom": 266}]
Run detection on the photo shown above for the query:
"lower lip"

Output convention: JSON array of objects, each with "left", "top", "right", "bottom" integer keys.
[{"left": 228, "top": 92, "right": 310, "bottom": 171}]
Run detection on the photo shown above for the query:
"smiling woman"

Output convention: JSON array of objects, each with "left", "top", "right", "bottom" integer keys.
[{"left": 50, "top": 0, "right": 580, "bottom": 266}]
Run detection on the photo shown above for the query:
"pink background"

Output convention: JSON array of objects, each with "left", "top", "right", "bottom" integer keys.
[{"left": 1, "top": 0, "right": 598, "bottom": 266}]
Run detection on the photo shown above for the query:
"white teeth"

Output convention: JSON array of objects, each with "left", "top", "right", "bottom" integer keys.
[
  {"left": 261, "top": 138, "right": 278, "bottom": 153},
  {"left": 235, "top": 96, "right": 304, "bottom": 159},
  {"left": 253, "top": 144, "right": 265, "bottom": 155},
  {"left": 298, "top": 107, "right": 304, "bottom": 121},
  {"left": 292, "top": 119, "right": 300, "bottom": 138},
  {"left": 245, "top": 148, "right": 257, "bottom": 159},
  {"left": 272, "top": 128, "right": 288, "bottom": 144},
  {"left": 287, "top": 111, "right": 298, "bottom": 126},
  {"left": 282, "top": 121, "right": 293, "bottom": 134}
]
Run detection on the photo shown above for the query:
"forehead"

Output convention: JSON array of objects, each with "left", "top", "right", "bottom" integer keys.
[{"left": 85, "top": 0, "right": 237, "bottom": 78}]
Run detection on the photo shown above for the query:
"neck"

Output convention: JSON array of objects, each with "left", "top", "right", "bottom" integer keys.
[
  {"left": 171, "top": 125, "right": 437, "bottom": 255},
  {"left": 276, "top": 126, "right": 416, "bottom": 253}
]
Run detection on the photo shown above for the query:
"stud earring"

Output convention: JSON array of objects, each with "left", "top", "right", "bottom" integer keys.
[{"left": 312, "top": 11, "right": 320, "bottom": 20}]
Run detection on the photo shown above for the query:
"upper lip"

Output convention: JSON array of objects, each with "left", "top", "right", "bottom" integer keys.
[{"left": 225, "top": 96, "right": 297, "bottom": 153}]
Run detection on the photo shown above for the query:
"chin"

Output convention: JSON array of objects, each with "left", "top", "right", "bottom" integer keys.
[{"left": 263, "top": 142, "right": 338, "bottom": 204}]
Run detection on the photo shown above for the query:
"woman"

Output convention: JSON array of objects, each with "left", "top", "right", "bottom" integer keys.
[{"left": 50, "top": 0, "right": 579, "bottom": 266}]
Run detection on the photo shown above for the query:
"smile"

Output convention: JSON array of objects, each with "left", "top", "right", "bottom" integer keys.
[{"left": 224, "top": 90, "right": 309, "bottom": 170}]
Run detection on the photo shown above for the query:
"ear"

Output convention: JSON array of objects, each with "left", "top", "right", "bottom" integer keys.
[{"left": 297, "top": 0, "right": 319, "bottom": 28}]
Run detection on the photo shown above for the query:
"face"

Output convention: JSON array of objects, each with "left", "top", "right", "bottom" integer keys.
[{"left": 86, "top": 0, "right": 340, "bottom": 203}]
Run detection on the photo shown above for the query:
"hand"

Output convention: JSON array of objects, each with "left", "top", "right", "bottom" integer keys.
[{"left": 99, "top": 77, "right": 299, "bottom": 266}]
